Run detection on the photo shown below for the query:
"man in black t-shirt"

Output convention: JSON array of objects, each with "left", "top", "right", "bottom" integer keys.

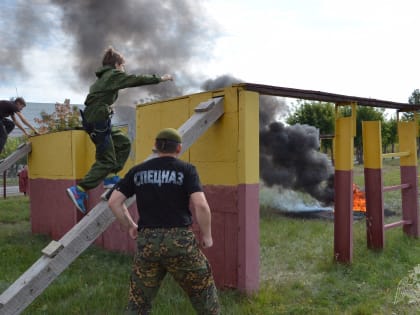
[
  {"left": 0, "top": 97, "right": 40, "bottom": 153},
  {"left": 108, "top": 128, "right": 220, "bottom": 315}
]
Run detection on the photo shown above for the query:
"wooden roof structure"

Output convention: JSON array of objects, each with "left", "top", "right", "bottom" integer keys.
[{"left": 240, "top": 83, "right": 420, "bottom": 111}]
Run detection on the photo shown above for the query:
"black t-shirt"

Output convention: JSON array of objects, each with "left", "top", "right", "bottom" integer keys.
[
  {"left": 0, "top": 100, "right": 19, "bottom": 118},
  {"left": 116, "top": 156, "right": 202, "bottom": 228}
]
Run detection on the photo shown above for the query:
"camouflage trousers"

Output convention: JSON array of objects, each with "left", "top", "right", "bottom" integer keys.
[{"left": 125, "top": 227, "right": 221, "bottom": 315}]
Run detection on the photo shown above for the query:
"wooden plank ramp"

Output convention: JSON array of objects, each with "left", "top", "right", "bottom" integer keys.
[
  {"left": 0, "top": 143, "right": 32, "bottom": 173},
  {"left": 0, "top": 97, "right": 224, "bottom": 315}
]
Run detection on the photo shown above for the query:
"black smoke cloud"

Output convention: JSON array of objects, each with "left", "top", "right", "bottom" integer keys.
[
  {"left": 202, "top": 74, "right": 334, "bottom": 205},
  {"left": 201, "top": 74, "right": 289, "bottom": 125},
  {"left": 49, "top": 0, "right": 217, "bottom": 103},
  {"left": 2, "top": 0, "right": 335, "bottom": 203},
  {"left": 260, "top": 122, "right": 334, "bottom": 205},
  {"left": 201, "top": 75, "right": 243, "bottom": 91},
  {"left": 1, "top": 0, "right": 218, "bottom": 104}
]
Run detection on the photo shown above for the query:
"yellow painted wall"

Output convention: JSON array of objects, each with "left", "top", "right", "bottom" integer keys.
[
  {"left": 28, "top": 86, "right": 259, "bottom": 185},
  {"left": 29, "top": 127, "right": 134, "bottom": 180},
  {"left": 136, "top": 96, "right": 192, "bottom": 162},
  {"left": 135, "top": 86, "right": 259, "bottom": 185},
  {"left": 29, "top": 130, "right": 92, "bottom": 179}
]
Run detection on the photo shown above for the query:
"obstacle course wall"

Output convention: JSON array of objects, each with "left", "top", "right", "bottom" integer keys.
[
  {"left": 28, "top": 86, "right": 260, "bottom": 292},
  {"left": 28, "top": 127, "right": 138, "bottom": 252}
]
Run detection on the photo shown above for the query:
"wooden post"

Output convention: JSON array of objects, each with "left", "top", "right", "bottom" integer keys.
[
  {"left": 362, "top": 121, "right": 385, "bottom": 249},
  {"left": 399, "top": 121, "right": 419, "bottom": 237},
  {"left": 0, "top": 98, "right": 224, "bottom": 315},
  {"left": 334, "top": 116, "right": 354, "bottom": 263}
]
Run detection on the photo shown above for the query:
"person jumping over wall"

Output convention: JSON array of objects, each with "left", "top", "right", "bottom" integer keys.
[
  {"left": 66, "top": 46, "right": 173, "bottom": 213},
  {"left": 0, "top": 97, "right": 40, "bottom": 153}
]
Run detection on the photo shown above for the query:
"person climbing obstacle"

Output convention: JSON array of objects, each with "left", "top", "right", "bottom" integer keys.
[
  {"left": 0, "top": 97, "right": 40, "bottom": 153},
  {"left": 66, "top": 46, "right": 173, "bottom": 213}
]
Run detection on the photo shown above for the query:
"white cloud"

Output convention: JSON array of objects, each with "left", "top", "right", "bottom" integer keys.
[
  {"left": 0, "top": 33, "right": 85, "bottom": 104},
  {"left": 2, "top": 0, "right": 420, "bottom": 105},
  {"left": 201, "top": 0, "right": 420, "bottom": 103}
]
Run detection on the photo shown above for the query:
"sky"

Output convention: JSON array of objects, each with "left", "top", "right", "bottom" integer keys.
[{"left": 1, "top": 0, "right": 420, "bottom": 107}]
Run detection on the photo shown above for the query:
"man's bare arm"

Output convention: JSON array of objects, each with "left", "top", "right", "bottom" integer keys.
[
  {"left": 190, "top": 191, "right": 213, "bottom": 248},
  {"left": 15, "top": 112, "right": 39, "bottom": 134},
  {"left": 11, "top": 114, "right": 29, "bottom": 136},
  {"left": 108, "top": 190, "right": 138, "bottom": 239}
]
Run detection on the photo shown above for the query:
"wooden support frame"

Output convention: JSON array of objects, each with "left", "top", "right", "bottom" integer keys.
[
  {"left": 362, "top": 120, "right": 419, "bottom": 252},
  {"left": 0, "top": 97, "right": 224, "bottom": 315}
]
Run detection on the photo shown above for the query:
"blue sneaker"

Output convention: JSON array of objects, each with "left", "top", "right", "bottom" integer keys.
[
  {"left": 103, "top": 175, "right": 120, "bottom": 189},
  {"left": 66, "top": 186, "right": 88, "bottom": 214}
]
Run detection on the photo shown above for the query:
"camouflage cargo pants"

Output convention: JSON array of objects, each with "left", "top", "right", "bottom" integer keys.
[{"left": 126, "top": 227, "right": 220, "bottom": 315}]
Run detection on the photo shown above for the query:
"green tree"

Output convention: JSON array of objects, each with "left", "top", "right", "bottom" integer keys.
[
  {"left": 287, "top": 101, "right": 389, "bottom": 163},
  {"left": 408, "top": 88, "right": 420, "bottom": 105},
  {"left": 34, "top": 99, "right": 81, "bottom": 133},
  {"left": 286, "top": 101, "right": 335, "bottom": 153},
  {"left": 382, "top": 117, "right": 398, "bottom": 153},
  {"left": 401, "top": 89, "right": 420, "bottom": 121}
]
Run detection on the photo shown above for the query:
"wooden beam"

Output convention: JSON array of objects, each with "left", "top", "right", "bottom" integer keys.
[
  {"left": 0, "top": 97, "right": 224, "bottom": 315},
  {"left": 0, "top": 197, "right": 123, "bottom": 314},
  {"left": 239, "top": 83, "right": 419, "bottom": 110},
  {"left": 179, "top": 97, "right": 224, "bottom": 155},
  {"left": 0, "top": 143, "right": 31, "bottom": 174},
  {"left": 41, "top": 240, "right": 64, "bottom": 258}
]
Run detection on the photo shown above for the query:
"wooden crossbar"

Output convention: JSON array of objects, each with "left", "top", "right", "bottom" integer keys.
[
  {"left": 0, "top": 97, "right": 224, "bottom": 315},
  {"left": 384, "top": 220, "right": 412, "bottom": 230},
  {"left": 382, "top": 183, "right": 411, "bottom": 192},
  {"left": 382, "top": 151, "right": 410, "bottom": 159}
]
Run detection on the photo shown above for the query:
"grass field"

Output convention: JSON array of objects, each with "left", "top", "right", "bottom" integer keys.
[{"left": 0, "top": 160, "right": 419, "bottom": 314}]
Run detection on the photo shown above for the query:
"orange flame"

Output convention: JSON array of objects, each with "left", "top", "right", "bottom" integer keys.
[{"left": 352, "top": 184, "right": 366, "bottom": 212}]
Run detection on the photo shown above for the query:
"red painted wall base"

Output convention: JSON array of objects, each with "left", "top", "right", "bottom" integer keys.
[{"left": 29, "top": 179, "right": 260, "bottom": 292}]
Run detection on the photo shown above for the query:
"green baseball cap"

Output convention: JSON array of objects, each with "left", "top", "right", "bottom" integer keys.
[{"left": 156, "top": 128, "right": 182, "bottom": 143}]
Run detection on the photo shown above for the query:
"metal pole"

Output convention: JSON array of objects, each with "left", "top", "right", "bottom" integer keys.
[{"left": 3, "top": 170, "right": 6, "bottom": 199}]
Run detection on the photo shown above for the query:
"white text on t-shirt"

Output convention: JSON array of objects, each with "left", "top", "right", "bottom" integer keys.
[{"left": 133, "top": 170, "right": 184, "bottom": 187}]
